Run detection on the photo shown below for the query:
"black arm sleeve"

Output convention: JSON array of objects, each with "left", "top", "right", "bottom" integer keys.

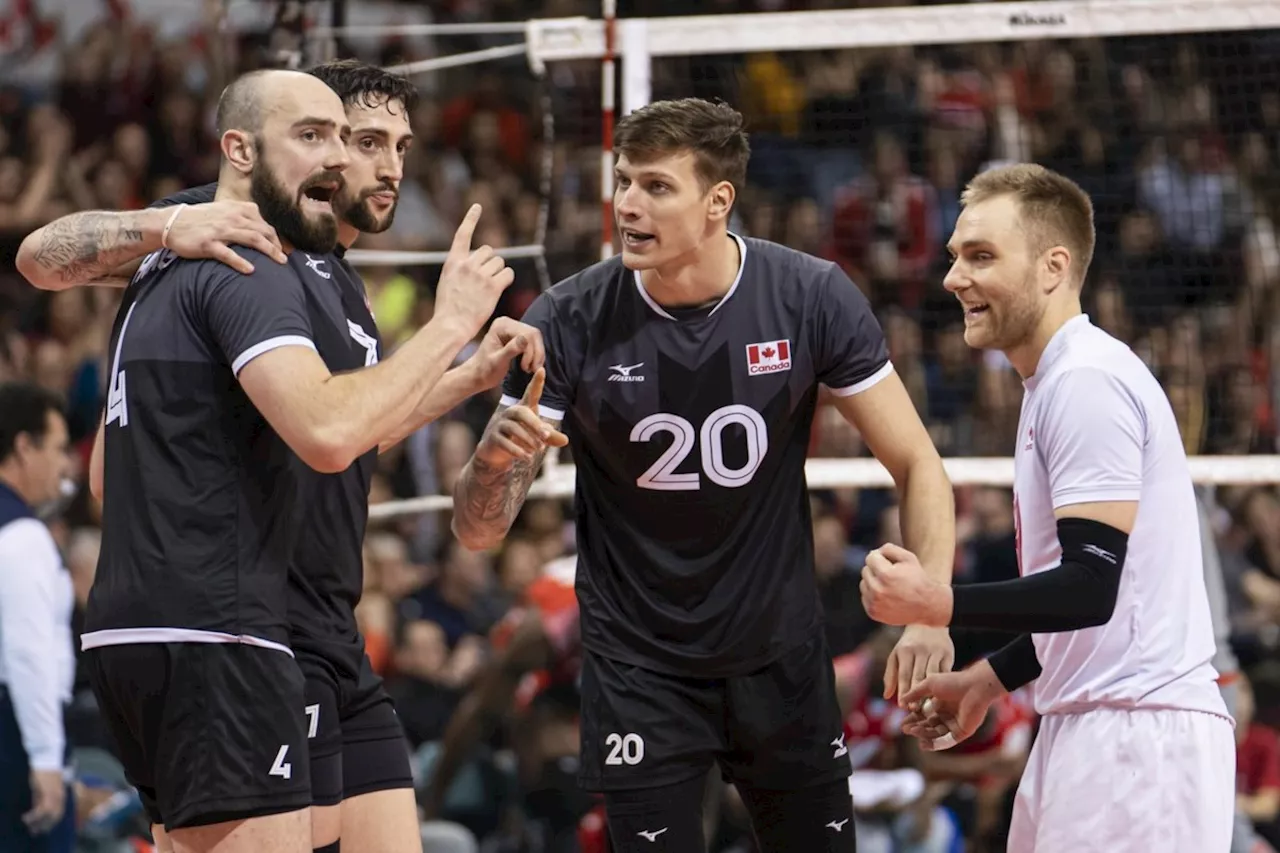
[
  {"left": 987, "top": 634, "right": 1042, "bottom": 692},
  {"left": 950, "top": 517, "right": 1128, "bottom": 634}
]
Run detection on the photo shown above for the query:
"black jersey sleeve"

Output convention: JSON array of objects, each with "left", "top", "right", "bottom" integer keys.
[
  {"left": 499, "top": 290, "right": 578, "bottom": 422},
  {"left": 812, "top": 264, "right": 891, "bottom": 395},
  {"left": 148, "top": 182, "right": 218, "bottom": 209},
  {"left": 198, "top": 250, "right": 315, "bottom": 376}
]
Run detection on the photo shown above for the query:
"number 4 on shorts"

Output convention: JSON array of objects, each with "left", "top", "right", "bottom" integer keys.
[{"left": 269, "top": 744, "right": 292, "bottom": 780}]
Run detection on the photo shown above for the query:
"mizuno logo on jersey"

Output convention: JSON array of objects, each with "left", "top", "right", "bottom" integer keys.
[
  {"left": 304, "top": 254, "right": 331, "bottom": 279},
  {"left": 746, "top": 339, "right": 791, "bottom": 375},
  {"left": 609, "top": 363, "right": 645, "bottom": 382}
]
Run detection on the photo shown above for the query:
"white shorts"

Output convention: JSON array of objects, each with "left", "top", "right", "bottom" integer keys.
[{"left": 1009, "top": 707, "right": 1234, "bottom": 853}]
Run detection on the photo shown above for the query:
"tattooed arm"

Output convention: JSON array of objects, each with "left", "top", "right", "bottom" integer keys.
[
  {"left": 452, "top": 370, "right": 569, "bottom": 551},
  {"left": 16, "top": 210, "right": 166, "bottom": 291},
  {"left": 17, "top": 200, "right": 284, "bottom": 291}
]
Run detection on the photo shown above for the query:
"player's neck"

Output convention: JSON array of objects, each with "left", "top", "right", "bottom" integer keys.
[
  {"left": 1006, "top": 297, "right": 1084, "bottom": 379},
  {"left": 337, "top": 221, "right": 359, "bottom": 250},
  {"left": 640, "top": 232, "right": 740, "bottom": 308}
]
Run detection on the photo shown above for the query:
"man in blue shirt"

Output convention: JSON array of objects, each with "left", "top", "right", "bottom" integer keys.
[{"left": 0, "top": 383, "right": 76, "bottom": 853}]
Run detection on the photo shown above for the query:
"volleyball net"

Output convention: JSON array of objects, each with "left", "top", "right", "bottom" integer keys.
[{"left": 303, "top": 0, "right": 1280, "bottom": 520}]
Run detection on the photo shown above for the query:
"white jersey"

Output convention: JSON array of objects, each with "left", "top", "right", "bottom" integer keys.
[{"left": 1012, "top": 315, "right": 1227, "bottom": 719}]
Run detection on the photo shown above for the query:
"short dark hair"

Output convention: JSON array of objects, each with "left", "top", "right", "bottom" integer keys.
[
  {"left": 307, "top": 59, "right": 418, "bottom": 115},
  {"left": 0, "top": 383, "right": 64, "bottom": 464},
  {"left": 613, "top": 98, "right": 750, "bottom": 192}
]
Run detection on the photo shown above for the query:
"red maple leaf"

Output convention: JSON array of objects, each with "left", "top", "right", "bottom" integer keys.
[{"left": 762, "top": 347, "right": 775, "bottom": 358}]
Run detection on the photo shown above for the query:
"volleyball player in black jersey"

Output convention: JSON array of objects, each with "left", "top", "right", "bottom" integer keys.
[{"left": 453, "top": 98, "right": 957, "bottom": 852}]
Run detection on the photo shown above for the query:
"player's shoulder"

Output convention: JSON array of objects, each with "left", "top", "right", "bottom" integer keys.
[
  {"left": 742, "top": 236, "right": 839, "bottom": 285},
  {"left": 1040, "top": 322, "right": 1158, "bottom": 416},
  {"left": 148, "top": 182, "right": 218, "bottom": 210},
  {"left": 1052, "top": 319, "right": 1154, "bottom": 390},
  {"left": 534, "top": 254, "right": 630, "bottom": 319}
]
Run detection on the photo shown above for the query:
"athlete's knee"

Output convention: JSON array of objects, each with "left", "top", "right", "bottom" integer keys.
[
  {"left": 603, "top": 775, "right": 708, "bottom": 852},
  {"left": 737, "top": 777, "right": 856, "bottom": 853}
]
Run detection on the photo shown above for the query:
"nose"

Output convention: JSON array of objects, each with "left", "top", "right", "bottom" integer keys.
[
  {"left": 326, "top": 136, "right": 350, "bottom": 172},
  {"left": 942, "top": 261, "right": 966, "bottom": 294},
  {"left": 615, "top": 182, "right": 639, "bottom": 219},
  {"left": 377, "top": 150, "right": 403, "bottom": 185}
]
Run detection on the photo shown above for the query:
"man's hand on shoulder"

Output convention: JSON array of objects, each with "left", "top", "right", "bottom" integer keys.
[{"left": 164, "top": 201, "right": 286, "bottom": 275}]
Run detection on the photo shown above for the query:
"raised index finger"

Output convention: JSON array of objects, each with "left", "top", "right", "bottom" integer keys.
[
  {"left": 520, "top": 367, "right": 546, "bottom": 409},
  {"left": 449, "top": 204, "right": 482, "bottom": 258}
]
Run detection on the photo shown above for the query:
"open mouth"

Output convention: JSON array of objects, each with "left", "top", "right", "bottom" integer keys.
[
  {"left": 303, "top": 183, "right": 337, "bottom": 203},
  {"left": 300, "top": 180, "right": 340, "bottom": 213},
  {"left": 620, "top": 228, "right": 655, "bottom": 249},
  {"left": 964, "top": 304, "right": 989, "bottom": 318}
]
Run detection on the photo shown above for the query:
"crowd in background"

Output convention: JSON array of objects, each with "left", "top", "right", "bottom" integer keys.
[{"left": 3, "top": 0, "right": 1280, "bottom": 850}]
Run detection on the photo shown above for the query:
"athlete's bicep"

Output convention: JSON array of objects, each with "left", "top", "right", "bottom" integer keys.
[
  {"left": 1054, "top": 501, "right": 1139, "bottom": 536},
  {"left": 832, "top": 368, "right": 935, "bottom": 481},
  {"left": 236, "top": 346, "right": 345, "bottom": 471},
  {"left": 813, "top": 264, "right": 892, "bottom": 392},
  {"left": 1040, "top": 368, "right": 1144, "bottom": 512}
]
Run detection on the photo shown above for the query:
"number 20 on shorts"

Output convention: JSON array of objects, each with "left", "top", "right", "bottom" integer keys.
[{"left": 605, "top": 732, "right": 645, "bottom": 766}]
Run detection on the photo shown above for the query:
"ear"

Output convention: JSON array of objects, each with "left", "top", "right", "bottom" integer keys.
[
  {"left": 1043, "top": 246, "right": 1072, "bottom": 293},
  {"left": 221, "top": 130, "right": 256, "bottom": 176},
  {"left": 11, "top": 431, "right": 33, "bottom": 459},
  {"left": 706, "top": 180, "right": 735, "bottom": 224}
]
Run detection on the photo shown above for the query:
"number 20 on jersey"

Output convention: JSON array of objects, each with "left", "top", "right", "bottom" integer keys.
[{"left": 630, "top": 405, "right": 768, "bottom": 491}]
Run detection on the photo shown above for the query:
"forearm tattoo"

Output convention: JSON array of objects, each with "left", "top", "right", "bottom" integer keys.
[
  {"left": 31, "top": 212, "right": 146, "bottom": 283},
  {"left": 456, "top": 451, "right": 544, "bottom": 542}
]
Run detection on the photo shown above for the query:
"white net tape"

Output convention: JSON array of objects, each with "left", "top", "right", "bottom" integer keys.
[
  {"left": 368, "top": 456, "right": 1280, "bottom": 519},
  {"left": 360, "top": 0, "right": 1280, "bottom": 522}
]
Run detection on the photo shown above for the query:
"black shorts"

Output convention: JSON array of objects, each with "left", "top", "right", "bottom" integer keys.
[
  {"left": 579, "top": 632, "right": 851, "bottom": 793},
  {"left": 301, "top": 644, "right": 412, "bottom": 807},
  {"left": 86, "top": 642, "right": 311, "bottom": 830}
]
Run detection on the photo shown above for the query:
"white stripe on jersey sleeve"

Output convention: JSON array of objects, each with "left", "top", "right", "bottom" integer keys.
[
  {"left": 498, "top": 393, "right": 565, "bottom": 422},
  {"left": 231, "top": 336, "right": 317, "bottom": 376},
  {"left": 825, "top": 360, "right": 894, "bottom": 397}
]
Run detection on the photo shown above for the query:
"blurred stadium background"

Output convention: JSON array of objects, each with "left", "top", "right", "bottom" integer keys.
[{"left": 6, "top": 0, "right": 1280, "bottom": 850}]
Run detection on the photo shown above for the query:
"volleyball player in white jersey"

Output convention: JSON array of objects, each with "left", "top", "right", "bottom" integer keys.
[{"left": 857, "top": 163, "right": 1235, "bottom": 852}]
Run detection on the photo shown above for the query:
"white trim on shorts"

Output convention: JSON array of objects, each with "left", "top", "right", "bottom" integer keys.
[{"left": 80, "top": 627, "right": 294, "bottom": 657}]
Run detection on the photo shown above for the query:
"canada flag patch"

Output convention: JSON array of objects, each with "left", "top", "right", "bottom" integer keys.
[{"left": 746, "top": 339, "right": 792, "bottom": 375}]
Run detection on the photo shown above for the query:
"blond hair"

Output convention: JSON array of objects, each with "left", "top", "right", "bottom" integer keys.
[{"left": 961, "top": 163, "right": 1096, "bottom": 287}]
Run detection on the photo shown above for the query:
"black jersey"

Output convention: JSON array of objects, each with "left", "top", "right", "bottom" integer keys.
[
  {"left": 84, "top": 245, "right": 318, "bottom": 649},
  {"left": 501, "top": 235, "right": 891, "bottom": 678},
  {"left": 148, "top": 186, "right": 382, "bottom": 663}
]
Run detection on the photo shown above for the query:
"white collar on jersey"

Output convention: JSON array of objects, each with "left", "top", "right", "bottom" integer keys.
[
  {"left": 1024, "top": 313, "right": 1093, "bottom": 391},
  {"left": 632, "top": 232, "right": 748, "bottom": 321}
]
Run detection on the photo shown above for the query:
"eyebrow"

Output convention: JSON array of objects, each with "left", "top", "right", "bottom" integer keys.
[
  {"left": 352, "top": 127, "right": 415, "bottom": 144},
  {"left": 615, "top": 167, "right": 676, "bottom": 181},
  {"left": 947, "top": 239, "right": 994, "bottom": 255},
  {"left": 292, "top": 117, "right": 339, "bottom": 131}
]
